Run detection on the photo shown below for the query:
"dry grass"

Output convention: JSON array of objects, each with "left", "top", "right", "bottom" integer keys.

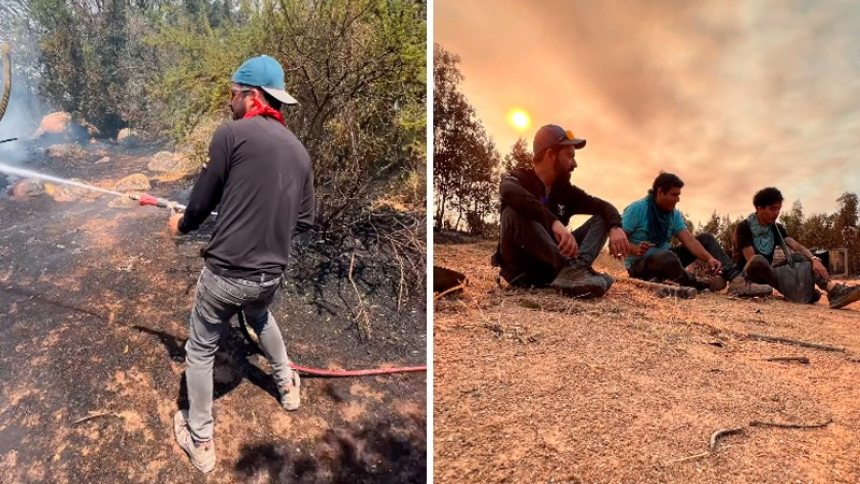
[{"left": 435, "top": 240, "right": 860, "bottom": 483}]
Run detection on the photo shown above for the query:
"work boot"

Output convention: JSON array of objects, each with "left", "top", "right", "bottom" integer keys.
[
  {"left": 728, "top": 275, "right": 773, "bottom": 298},
  {"left": 598, "top": 272, "right": 615, "bottom": 292},
  {"left": 278, "top": 371, "right": 301, "bottom": 411},
  {"left": 706, "top": 276, "right": 728, "bottom": 292},
  {"left": 174, "top": 410, "right": 215, "bottom": 473},
  {"left": 550, "top": 264, "right": 607, "bottom": 298},
  {"left": 744, "top": 255, "right": 778, "bottom": 287},
  {"left": 827, "top": 284, "right": 860, "bottom": 309}
]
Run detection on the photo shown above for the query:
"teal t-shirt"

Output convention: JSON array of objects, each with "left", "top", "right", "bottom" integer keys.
[{"left": 621, "top": 196, "right": 687, "bottom": 268}]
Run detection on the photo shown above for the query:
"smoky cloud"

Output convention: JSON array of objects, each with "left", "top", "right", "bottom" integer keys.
[{"left": 437, "top": 0, "right": 860, "bottom": 224}]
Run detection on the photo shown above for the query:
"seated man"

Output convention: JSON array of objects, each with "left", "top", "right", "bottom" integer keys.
[
  {"left": 622, "top": 172, "right": 770, "bottom": 296},
  {"left": 492, "top": 124, "right": 629, "bottom": 298},
  {"left": 734, "top": 187, "right": 860, "bottom": 309}
]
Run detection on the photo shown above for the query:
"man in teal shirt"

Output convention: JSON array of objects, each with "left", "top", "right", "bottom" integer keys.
[{"left": 622, "top": 172, "right": 770, "bottom": 296}]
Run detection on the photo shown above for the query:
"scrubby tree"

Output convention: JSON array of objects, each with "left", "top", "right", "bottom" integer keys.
[
  {"left": 502, "top": 138, "right": 532, "bottom": 173},
  {"left": 434, "top": 43, "right": 499, "bottom": 234}
]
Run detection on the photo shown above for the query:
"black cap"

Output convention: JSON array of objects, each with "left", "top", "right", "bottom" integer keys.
[{"left": 532, "top": 124, "right": 586, "bottom": 155}]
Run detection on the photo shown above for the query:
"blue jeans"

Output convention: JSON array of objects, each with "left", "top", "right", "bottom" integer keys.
[{"left": 185, "top": 266, "right": 294, "bottom": 442}]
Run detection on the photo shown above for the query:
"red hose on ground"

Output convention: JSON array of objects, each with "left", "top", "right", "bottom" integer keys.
[{"left": 288, "top": 363, "right": 426, "bottom": 377}]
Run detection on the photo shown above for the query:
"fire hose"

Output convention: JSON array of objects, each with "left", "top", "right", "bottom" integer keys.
[{"left": 134, "top": 193, "right": 426, "bottom": 377}]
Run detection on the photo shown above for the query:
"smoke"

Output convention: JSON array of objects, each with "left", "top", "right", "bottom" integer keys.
[
  {"left": 438, "top": 0, "right": 860, "bottom": 224},
  {"left": 0, "top": 11, "right": 50, "bottom": 165}
]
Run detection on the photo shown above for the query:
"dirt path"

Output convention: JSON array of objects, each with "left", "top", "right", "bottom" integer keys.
[
  {"left": 0, "top": 145, "right": 426, "bottom": 483},
  {"left": 435, "top": 239, "right": 860, "bottom": 483}
]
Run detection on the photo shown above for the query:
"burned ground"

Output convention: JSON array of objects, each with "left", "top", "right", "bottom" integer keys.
[
  {"left": 435, "top": 239, "right": 860, "bottom": 483},
  {"left": 0, "top": 143, "right": 426, "bottom": 483}
]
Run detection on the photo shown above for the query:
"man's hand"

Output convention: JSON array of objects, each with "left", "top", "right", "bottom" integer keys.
[
  {"left": 167, "top": 208, "right": 183, "bottom": 236},
  {"left": 811, "top": 257, "right": 830, "bottom": 280},
  {"left": 551, "top": 220, "right": 578, "bottom": 258},
  {"left": 634, "top": 241, "right": 653, "bottom": 257},
  {"left": 608, "top": 227, "right": 629, "bottom": 260},
  {"left": 707, "top": 257, "right": 722, "bottom": 275}
]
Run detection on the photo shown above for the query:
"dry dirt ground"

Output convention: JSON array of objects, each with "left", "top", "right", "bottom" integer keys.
[
  {"left": 435, "top": 238, "right": 860, "bottom": 483},
  {"left": 0, "top": 143, "right": 426, "bottom": 483}
]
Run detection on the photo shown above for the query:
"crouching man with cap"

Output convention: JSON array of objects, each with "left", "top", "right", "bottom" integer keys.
[
  {"left": 167, "top": 55, "right": 314, "bottom": 473},
  {"left": 622, "top": 172, "right": 771, "bottom": 297},
  {"left": 492, "top": 124, "right": 629, "bottom": 298},
  {"left": 734, "top": 187, "right": 860, "bottom": 309}
]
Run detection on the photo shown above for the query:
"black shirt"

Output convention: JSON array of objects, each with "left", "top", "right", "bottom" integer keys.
[
  {"left": 499, "top": 168, "right": 622, "bottom": 231},
  {"left": 732, "top": 219, "right": 788, "bottom": 265},
  {"left": 179, "top": 116, "right": 315, "bottom": 278}
]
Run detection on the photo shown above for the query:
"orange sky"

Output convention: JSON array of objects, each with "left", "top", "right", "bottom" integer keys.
[{"left": 435, "top": 0, "right": 860, "bottom": 226}]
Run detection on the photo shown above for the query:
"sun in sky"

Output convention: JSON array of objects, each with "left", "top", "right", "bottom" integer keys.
[{"left": 507, "top": 107, "right": 531, "bottom": 132}]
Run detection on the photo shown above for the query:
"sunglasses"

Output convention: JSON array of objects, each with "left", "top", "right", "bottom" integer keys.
[{"left": 230, "top": 88, "right": 252, "bottom": 100}]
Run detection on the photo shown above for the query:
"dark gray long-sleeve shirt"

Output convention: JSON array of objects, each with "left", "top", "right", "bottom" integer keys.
[
  {"left": 179, "top": 116, "right": 314, "bottom": 278},
  {"left": 499, "top": 168, "right": 621, "bottom": 231}
]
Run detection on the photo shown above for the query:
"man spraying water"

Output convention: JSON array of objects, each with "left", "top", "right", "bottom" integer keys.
[{"left": 167, "top": 55, "right": 314, "bottom": 474}]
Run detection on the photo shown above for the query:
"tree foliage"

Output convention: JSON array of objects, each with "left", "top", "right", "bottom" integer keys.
[
  {"left": 13, "top": 0, "right": 426, "bottom": 231},
  {"left": 433, "top": 43, "right": 498, "bottom": 234},
  {"left": 502, "top": 138, "right": 532, "bottom": 173}
]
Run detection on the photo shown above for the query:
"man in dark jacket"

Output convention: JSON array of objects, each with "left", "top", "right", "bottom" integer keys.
[
  {"left": 493, "top": 124, "right": 629, "bottom": 298},
  {"left": 167, "top": 55, "right": 314, "bottom": 473},
  {"left": 734, "top": 187, "right": 860, "bottom": 309}
]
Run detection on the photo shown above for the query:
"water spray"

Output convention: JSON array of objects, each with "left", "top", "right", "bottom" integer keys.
[{"left": 0, "top": 161, "right": 188, "bottom": 212}]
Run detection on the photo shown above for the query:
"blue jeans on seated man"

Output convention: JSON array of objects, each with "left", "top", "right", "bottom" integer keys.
[
  {"left": 185, "top": 266, "right": 295, "bottom": 442},
  {"left": 497, "top": 207, "right": 608, "bottom": 287},
  {"left": 627, "top": 233, "right": 741, "bottom": 287}
]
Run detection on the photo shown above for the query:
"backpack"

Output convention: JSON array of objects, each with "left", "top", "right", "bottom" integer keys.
[{"left": 772, "top": 230, "right": 819, "bottom": 304}]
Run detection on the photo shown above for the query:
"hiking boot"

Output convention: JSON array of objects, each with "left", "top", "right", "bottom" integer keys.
[
  {"left": 278, "top": 371, "right": 301, "bottom": 411},
  {"left": 599, "top": 272, "right": 615, "bottom": 292},
  {"left": 680, "top": 275, "right": 712, "bottom": 292},
  {"left": 744, "top": 255, "right": 778, "bottom": 287},
  {"left": 550, "top": 265, "right": 607, "bottom": 298},
  {"left": 728, "top": 275, "right": 773, "bottom": 298},
  {"left": 701, "top": 276, "right": 727, "bottom": 292},
  {"left": 173, "top": 410, "right": 215, "bottom": 473},
  {"left": 827, "top": 284, "right": 860, "bottom": 309}
]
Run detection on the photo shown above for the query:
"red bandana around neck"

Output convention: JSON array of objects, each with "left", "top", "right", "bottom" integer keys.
[{"left": 243, "top": 97, "right": 286, "bottom": 125}]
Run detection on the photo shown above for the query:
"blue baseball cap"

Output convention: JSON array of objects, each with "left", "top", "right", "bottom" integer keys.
[
  {"left": 533, "top": 124, "right": 586, "bottom": 155},
  {"left": 231, "top": 55, "right": 298, "bottom": 105}
]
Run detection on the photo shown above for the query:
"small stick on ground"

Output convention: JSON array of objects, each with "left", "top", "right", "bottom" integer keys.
[
  {"left": 348, "top": 253, "right": 371, "bottom": 339},
  {"left": 663, "top": 451, "right": 710, "bottom": 465},
  {"left": 748, "top": 333, "right": 846, "bottom": 352},
  {"left": 434, "top": 283, "right": 467, "bottom": 301},
  {"left": 750, "top": 419, "right": 833, "bottom": 429},
  {"left": 709, "top": 427, "right": 744, "bottom": 451},
  {"left": 73, "top": 411, "right": 120, "bottom": 425},
  {"left": 763, "top": 356, "right": 810, "bottom": 364},
  {"left": 665, "top": 426, "right": 744, "bottom": 466},
  {"left": 620, "top": 278, "right": 697, "bottom": 299}
]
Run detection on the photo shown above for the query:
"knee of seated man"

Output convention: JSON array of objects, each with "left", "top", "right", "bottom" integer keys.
[
  {"left": 650, "top": 250, "right": 681, "bottom": 266},
  {"left": 696, "top": 232, "right": 717, "bottom": 245}
]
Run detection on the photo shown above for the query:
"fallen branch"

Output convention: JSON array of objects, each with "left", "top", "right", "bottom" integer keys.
[
  {"left": 749, "top": 419, "right": 833, "bottom": 429},
  {"left": 621, "top": 278, "right": 697, "bottom": 299},
  {"left": 73, "top": 411, "right": 120, "bottom": 425},
  {"left": 709, "top": 427, "right": 744, "bottom": 451},
  {"left": 763, "top": 356, "right": 810, "bottom": 364},
  {"left": 663, "top": 451, "right": 710, "bottom": 465},
  {"left": 665, "top": 426, "right": 744, "bottom": 466},
  {"left": 434, "top": 283, "right": 466, "bottom": 301},
  {"left": 748, "top": 333, "right": 845, "bottom": 352}
]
